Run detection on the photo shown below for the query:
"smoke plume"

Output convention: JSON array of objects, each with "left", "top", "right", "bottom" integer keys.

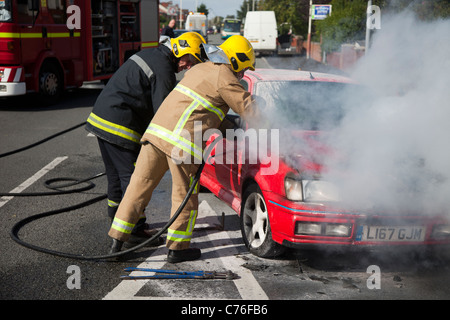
[{"left": 320, "top": 11, "right": 450, "bottom": 215}]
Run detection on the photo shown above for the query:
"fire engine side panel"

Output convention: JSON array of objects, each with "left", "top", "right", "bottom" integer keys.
[
  {"left": 82, "top": 0, "right": 94, "bottom": 82},
  {"left": 44, "top": 1, "right": 83, "bottom": 88},
  {"left": 16, "top": 3, "right": 48, "bottom": 92},
  {"left": 3, "top": 1, "right": 85, "bottom": 93},
  {"left": 140, "top": 0, "right": 159, "bottom": 49},
  {"left": 1, "top": 0, "right": 159, "bottom": 97}
]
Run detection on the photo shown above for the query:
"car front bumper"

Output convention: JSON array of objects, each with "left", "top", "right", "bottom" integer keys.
[{"left": 264, "top": 192, "right": 450, "bottom": 248}]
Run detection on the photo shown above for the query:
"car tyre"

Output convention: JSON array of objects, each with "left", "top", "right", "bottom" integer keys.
[{"left": 240, "top": 183, "right": 285, "bottom": 258}]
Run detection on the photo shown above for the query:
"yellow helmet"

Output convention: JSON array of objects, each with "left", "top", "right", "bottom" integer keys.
[
  {"left": 170, "top": 32, "right": 206, "bottom": 63},
  {"left": 219, "top": 35, "right": 255, "bottom": 72}
]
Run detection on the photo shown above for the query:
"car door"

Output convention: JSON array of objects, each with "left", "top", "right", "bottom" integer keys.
[{"left": 200, "top": 78, "right": 252, "bottom": 208}]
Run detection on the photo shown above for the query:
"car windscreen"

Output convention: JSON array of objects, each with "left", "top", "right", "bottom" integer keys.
[
  {"left": 0, "top": 0, "right": 12, "bottom": 22},
  {"left": 254, "top": 80, "right": 362, "bottom": 131}
]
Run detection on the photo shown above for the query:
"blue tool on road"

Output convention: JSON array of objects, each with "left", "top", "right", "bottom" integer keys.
[{"left": 121, "top": 267, "right": 239, "bottom": 280}]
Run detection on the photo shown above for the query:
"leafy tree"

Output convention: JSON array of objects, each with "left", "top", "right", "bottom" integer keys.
[
  {"left": 237, "top": 0, "right": 252, "bottom": 20},
  {"left": 197, "top": 3, "right": 209, "bottom": 16},
  {"left": 384, "top": 0, "right": 450, "bottom": 20},
  {"left": 315, "top": 0, "right": 449, "bottom": 53},
  {"left": 315, "top": 0, "right": 373, "bottom": 52},
  {"left": 258, "top": 0, "right": 331, "bottom": 37}
]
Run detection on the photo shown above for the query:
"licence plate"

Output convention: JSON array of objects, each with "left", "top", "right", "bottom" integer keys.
[{"left": 356, "top": 225, "right": 426, "bottom": 242}]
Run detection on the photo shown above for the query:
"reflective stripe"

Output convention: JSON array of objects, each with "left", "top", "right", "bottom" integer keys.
[
  {"left": 47, "top": 32, "right": 81, "bottom": 38},
  {"left": 17, "top": 33, "right": 42, "bottom": 38},
  {"left": 0, "top": 32, "right": 21, "bottom": 38},
  {"left": 147, "top": 84, "right": 226, "bottom": 160},
  {"left": 0, "top": 32, "right": 81, "bottom": 38},
  {"left": 141, "top": 41, "right": 158, "bottom": 48},
  {"left": 146, "top": 123, "right": 202, "bottom": 161},
  {"left": 189, "top": 176, "right": 199, "bottom": 195},
  {"left": 1, "top": 68, "right": 11, "bottom": 82},
  {"left": 108, "top": 199, "right": 119, "bottom": 208},
  {"left": 175, "top": 84, "right": 225, "bottom": 121},
  {"left": 129, "top": 54, "right": 154, "bottom": 79},
  {"left": 167, "top": 210, "right": 198, "bottom": 242},
  {"left": 173, "top": 100, "right": 199, "bottom": 135},
  {"left": 87, "top": 112, "right": 142, "bottom": 144},
  {"left": 111, "top": 217, "right": 135, "bottom": 234},
  {"left": 13, "top": 68, "right": 22, "bottom": 82}
]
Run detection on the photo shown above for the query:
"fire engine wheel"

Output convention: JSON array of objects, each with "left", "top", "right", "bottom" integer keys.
[
  {"left": 39, "top": 63, "right": 63, "bottom": 103},
  {"left": 240, "top": 183, "right": 286, "bottom": 258}
]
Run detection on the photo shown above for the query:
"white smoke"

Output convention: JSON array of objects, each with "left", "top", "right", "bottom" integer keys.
[{"left": 321, "top": 11, "right": 450, "bottom": 215}]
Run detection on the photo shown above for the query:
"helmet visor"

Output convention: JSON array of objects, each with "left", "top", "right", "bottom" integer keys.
[
  {"left": 202, "top": 44, "right": 230, "bottom": 65},
  {"left": 159, "top": 35, "right": 172, "bottom": 50}
]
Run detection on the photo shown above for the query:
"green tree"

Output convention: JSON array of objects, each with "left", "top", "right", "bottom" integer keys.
[
  {"left": 197, "top": 3, "right": 209, "bottom": 16},
  {"left": 258, "top": 0, "right": 331, "bottom": 37},
  {"left": 237, "top": 0, "right": 251, "bottom": 20},
  {"left": 385, "top": 0, "right": 450, "bottom": 20},
  {"left": 315, "top": 0, "right": 373, "bottom": 53},
  {"left": 315, "top": 0, "right": 449, "bottom": 53}
]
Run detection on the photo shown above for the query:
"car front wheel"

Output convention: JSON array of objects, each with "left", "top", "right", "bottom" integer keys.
[{"left": 240, "top": 183, "right": 285, "bottom": 258}]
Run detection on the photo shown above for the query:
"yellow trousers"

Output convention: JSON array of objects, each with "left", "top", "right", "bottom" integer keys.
[{"left": 108, "top": 143, "right": 200, "bottom": 250}]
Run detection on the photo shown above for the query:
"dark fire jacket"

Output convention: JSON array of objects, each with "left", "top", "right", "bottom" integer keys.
[{"left": 85, "top": 45, "right": 177, "bottom": 152}]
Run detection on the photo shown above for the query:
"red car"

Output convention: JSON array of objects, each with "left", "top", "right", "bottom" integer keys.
[{"left": 200, "top": 68, "right": 450, "bottom": 258}]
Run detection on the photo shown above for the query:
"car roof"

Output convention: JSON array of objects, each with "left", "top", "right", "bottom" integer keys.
[{"left": 245, "top": 68, "right": 353, "bottom": 83}]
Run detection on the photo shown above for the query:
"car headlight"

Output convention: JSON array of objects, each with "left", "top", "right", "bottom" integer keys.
[
  {"left": 302, "top": 180, "right": 340, "bottom": 202},
  {"left": 284, "top": 176, "right": 340, "bottom": 202},
  {"left": 284, "top": 177, "right": 303, "bottom": 201},
  {"left": 431, "top": 225, "right": 450, "bottom": 239},
  {"left": 295, "top": 222, "right": 351, "bottom": 237}
]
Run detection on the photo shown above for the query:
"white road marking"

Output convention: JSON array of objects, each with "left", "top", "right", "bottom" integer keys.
[
  {"left": 103, "top": 200, "right": 268, "bottom": 300},
  {"left": 201, "top": 201, "right": 269, "bottom": 300},
  {"left": 102, "top": 247, "right": 168, "bottom": 300},
  {"left": 0, "top": 156, "right": 68, "bottom": 208}
]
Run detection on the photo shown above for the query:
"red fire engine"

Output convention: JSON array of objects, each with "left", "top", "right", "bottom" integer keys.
[{"left": 0, "top": 0, "right": 160, "bottom": 102}]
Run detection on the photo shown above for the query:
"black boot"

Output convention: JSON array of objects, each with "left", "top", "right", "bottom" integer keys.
[
  {"left": 167, "top": 248, "right": 201, "bottom": 263},
  {"left": 124, "top": 223, "right": 163, "bottom": 248},
  {"left": 109, "top": 239, "right": 124, "bottom": 254}
]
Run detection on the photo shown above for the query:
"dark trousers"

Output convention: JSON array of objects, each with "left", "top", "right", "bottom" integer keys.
[{"left": 97, "top": 138, "right": 146, "bottom": 230}]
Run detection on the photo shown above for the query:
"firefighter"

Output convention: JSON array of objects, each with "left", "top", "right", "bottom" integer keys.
[
  {"left": 108, "top": 35, "right": 259, "bottom": 263},
  {"left": 85, "top": 32, "right": 206, "bottom": 248}
]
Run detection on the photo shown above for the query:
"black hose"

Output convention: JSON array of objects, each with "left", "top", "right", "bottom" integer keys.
[
  {"left": 0, "top": 121, "right": 86, "bottom": 159},
  {"left": 6, "top": 118, "right": 217, "bottom": 261},
  {"left": 0, "top": 173, "right": 105, "bottom": 197},
  {"left": 10, "top": 161, "right": 205, "bottom": 261}
]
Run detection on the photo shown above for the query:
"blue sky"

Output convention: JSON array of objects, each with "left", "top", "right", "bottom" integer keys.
[{"left": 177, "top": 0, "right": 245, "bottom": 18}]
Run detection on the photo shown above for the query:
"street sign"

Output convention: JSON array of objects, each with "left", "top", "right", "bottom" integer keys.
[
  {"left": 311, "top": 5, "right": 332, "bottom": 20},
  {"left": 168, "top": 5, "right": 177, "bottom": 16}
]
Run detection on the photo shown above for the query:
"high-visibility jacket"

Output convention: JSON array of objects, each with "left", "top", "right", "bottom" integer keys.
[
  {"left": 143, "top": 61, "right": 257, "bottom": 162},
  {"left": 85, "top": 45, "right": 177, "bottom": 152}
]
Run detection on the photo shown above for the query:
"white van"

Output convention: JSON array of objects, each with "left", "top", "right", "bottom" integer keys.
[
  {"left": 185, "top": 12, "right": 207, "bottom": 38},
  {"left": 244, "top": 11, "right": 277, "bottom": 55}
]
